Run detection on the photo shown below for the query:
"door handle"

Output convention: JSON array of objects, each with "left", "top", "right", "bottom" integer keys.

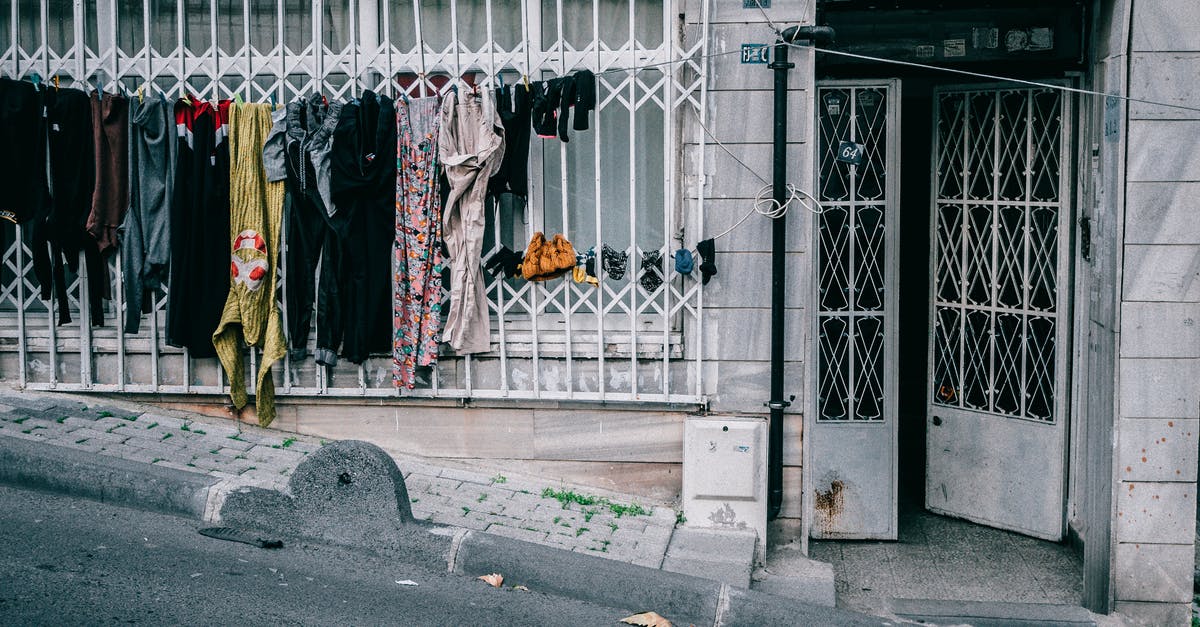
[{"left": 932, "top": 415, "right": 943, "bottom": 426}]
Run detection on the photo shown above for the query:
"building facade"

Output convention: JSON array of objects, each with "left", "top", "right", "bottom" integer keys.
[{"left": 2, "top": 0, "right": 1196, "bottom": 621}]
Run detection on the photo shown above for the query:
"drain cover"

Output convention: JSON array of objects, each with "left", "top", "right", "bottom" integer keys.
[{"left": 199, "top": 527, "right": 284, "bottom": 549}]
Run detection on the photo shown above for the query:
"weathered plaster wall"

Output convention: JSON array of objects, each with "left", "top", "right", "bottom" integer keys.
[{"left": 1110, "top": 0, "right": 1200, "bottom": 622}]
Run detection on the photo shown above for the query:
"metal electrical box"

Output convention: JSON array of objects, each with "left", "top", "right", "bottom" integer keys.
[{"left": 682, "top": 416, "right": 767, "bottom": 553}]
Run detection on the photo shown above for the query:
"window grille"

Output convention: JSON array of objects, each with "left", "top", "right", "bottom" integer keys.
[{"left": 0, "top": 0, "right": 710, "bottom": 404}]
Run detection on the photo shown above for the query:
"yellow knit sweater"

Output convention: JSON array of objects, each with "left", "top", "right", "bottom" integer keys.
[{"left": 213, "top": 103, "right": 287, "bottom": 427}]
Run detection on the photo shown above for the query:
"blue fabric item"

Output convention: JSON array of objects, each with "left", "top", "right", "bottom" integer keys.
[{"left": 674, "top": 248, "right": 694, "bottom": 275}]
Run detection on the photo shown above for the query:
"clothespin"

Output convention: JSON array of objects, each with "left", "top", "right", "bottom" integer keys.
[
  {"left": 497, "top": 74, "right": 505, "bottom": 90},
  {"left": 93, "top": 70, "right": 104, "bottom": 95},
  {"left": 181, "top": 86, "right": 192, "bottom": 106},
  {"left": 137, "top": 84, "right": 144, "bottom": 103},
  {"left": 270, "top": 91, "right": 277, "bottom": 110},
  {"left": 234, "top": 92, "right": 244, "bottom": 106},
  {"left": 522, "top": 74, "right": 530, "bottom": 91},
  {"left": 29, "top": 72, "right": 41, "bottom": 87},
  {"left": 53, "top": 74, "right": 60, "bottom": 91}
]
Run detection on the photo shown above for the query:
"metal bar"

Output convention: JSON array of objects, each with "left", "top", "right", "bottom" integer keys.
[
  {"left": 412, "top": 0, "right": 426, "bottom": 97},
  {"left": 1020, "top": 89, "right": 1034, "bottom": 420},
  {"left": 592, "top": 0, "right": 604, "bottom": 401},
  {"left": 660, "top": 0, "right": 671, "bottom": 398},
  {"left": 39, "top": 0, "right": 49, "bottom": 77},
  {"left": 626, "top": 0, "right": 637, "bottom": 397},
  {"left": 555, "top": 0, "right": 573, "bottom": 395},
  {"left": 484, "top": 0, "right": 509, "bottom": 396},
  {"left": 527, "top": 0, "right": 541, "bottom": 398},
  {"left": 243, "top": 0, "right": 251, "bottom": 98},
  {"left": 15, "top": 225, "right": 27, "bottom": 387},
  {"left": 956, "top": 93, "right": 968, "bottom": 410},
  {"left": 846, "top": 87, "right": 857, "bottom": 417}
]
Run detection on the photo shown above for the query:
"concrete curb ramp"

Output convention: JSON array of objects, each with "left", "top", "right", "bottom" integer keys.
[{"left": 0, "top": 437, "right": 883, "bottom": 626}]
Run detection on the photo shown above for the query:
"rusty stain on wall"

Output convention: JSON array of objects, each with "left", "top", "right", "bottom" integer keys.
[{"left": 815, "top": 479, "right": 845, "bottom": 532}]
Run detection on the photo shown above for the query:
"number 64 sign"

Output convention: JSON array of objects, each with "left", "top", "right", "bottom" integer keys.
[{"left": 836, "top": 140, "right": 865, "bottom": 165}]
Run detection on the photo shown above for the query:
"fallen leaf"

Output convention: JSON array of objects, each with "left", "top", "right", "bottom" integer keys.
[
  {"left": 620, "top": 611, "right": 672, "bottom": 627},
  {"left": 478, "top": 573, "right": 504, "bottom": 588},
  {"left": 395, "top": 580, "right": 419, "bottom": 587}
]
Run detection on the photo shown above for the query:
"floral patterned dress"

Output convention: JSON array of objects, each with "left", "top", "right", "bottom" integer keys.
[{"left": 393, "top": 95, "right": 444, "bottom": 388}]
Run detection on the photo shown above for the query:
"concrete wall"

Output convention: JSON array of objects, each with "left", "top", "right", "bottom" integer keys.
[{"left": 1110, "top": 0, "right": 1200, "bottom": 622}]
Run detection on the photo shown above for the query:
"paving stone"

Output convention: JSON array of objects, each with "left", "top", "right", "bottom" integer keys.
[
  {"left": 214, "top": 435, "right": 255, "bottom": 451},
  {"left": 438, "top": 466, "right": 493, "bottom": 485},
  {"left": 145, "top": 459, "right": 193, "bottom": 473},
  {"left": 56, "top": 438, "right": 106, "bottom": 454},
  {"left": 486, "top": 523, "right": 550, "bottom": 544},
  {"left": 70, "top": 427, "right": 130, "bottom": 445},
  {"left": 135, "top": 413, "right": 186, "bottom": 429},
  {"left": 112, "top": 447, "right": 164, "bottom": 464}
]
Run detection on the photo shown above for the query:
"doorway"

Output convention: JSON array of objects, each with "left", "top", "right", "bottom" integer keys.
[{"left": 806, "top": 71, "right": 1084, "bottom": 611}]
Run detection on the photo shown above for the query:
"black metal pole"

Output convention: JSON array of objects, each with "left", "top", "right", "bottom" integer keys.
[{"left": 766, "top": 37, "right": 794, "bottom": 521}]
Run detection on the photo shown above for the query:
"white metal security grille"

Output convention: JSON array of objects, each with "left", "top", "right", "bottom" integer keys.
[
  {"left": 814, "top": 83, "right": 896, "bottom": 421},
  {"left": 0, "top": 0, "right": 710, "bottom": 405},
  {"left": 930, "top": 86, "right": 1067, "bottom": 422}
]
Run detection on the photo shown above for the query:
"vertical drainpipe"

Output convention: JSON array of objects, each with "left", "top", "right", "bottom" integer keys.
[
  {"left": 766, "top": 25, "right": 833, "bottom": 521},
  {"left": 766, "top": 31, "right": 795, "bottom": 521}
]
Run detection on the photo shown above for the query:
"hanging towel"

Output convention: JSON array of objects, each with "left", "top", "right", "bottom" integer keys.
[
  {"left": 440, "top": 89, "right": 505, "bottom": 355},
  {"left": 212, "top": 103, "right": 287, "bottom": 427}
]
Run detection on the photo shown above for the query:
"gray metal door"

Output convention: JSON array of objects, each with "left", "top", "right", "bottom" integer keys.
[
  {"left": 927, "top": 85, "right": 1071, "bottom": 541},
  {"left": 808, "top": 80, "right": 900, "bottom": 540}
]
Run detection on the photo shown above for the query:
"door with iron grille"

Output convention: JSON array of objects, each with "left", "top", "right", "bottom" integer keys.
[
  {"left": 808, "top": 80, "right": 899, "bottom": 540},
  {"left": 927, "top": 84, "right": 1071, "bottom": 540}
]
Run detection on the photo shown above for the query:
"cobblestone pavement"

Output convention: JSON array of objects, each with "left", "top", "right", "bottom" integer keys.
[{"left": 0, "top": 389, "right": 677, "bottom": 569}]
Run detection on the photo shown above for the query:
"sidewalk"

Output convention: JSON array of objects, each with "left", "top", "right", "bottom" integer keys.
[{"left": 0, "top": 388, "right": 676, "bottom": 569}]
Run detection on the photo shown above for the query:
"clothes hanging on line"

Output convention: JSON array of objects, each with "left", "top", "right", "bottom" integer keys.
[
  {"left": 121, "top": 97, "right": 175, "bottom": 334},
  {"left": 393, "top": 94, "right": 444, "bottom": 389},
  {"left": 273, "top": 96, "right": 343, "bottom": 366},
  {"left": 527, "top": 70, "right": 596, "bottom": 143},
  {"left": 167, "top": 98, "right": 231, "bottom": 358},
  {"left": 213, "top": 102, "right": 287, "bottom": 427},
  {"left": 87, "top": 91, "right": 130, "bottom": 254},
  {"left": 35, "top": 85, "right": 105, "bottom": 327},
  {"left": 488, "top": 84, "right": 530, "bottom": 198},
  {"left": 0, "top": 78, "right": 48, "bottom": 225},
  {"left": 330, "top": 90, "right": 397, "bottom": 364},
  {"left": 440, "top": 87, "right": 505, "bottom": 355}
]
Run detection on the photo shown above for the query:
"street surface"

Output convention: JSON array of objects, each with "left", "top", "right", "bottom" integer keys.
[{"left": 0, "top": 485, "right": 637, "bottom": 626}]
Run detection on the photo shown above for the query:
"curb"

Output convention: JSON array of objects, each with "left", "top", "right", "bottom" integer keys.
[
  {"left": 449, "top": 528, "right": 882, "bottom": 626},
  {"left": 0, "top": 435, "right": 219, "bottom": 519}
]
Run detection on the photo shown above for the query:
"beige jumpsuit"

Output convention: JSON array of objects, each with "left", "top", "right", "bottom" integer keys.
[{"left": 439, "top": 89, "right": 505, "bottom": 355}]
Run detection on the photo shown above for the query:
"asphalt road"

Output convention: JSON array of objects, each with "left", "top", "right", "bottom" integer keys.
[{"left": 0, "top": 485, "right": 638, "bottom": 626}]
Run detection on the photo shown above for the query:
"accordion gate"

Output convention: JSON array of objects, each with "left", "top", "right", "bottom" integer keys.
[{"left": 0, "top": 0, "right": 714, "bottom": 404}]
